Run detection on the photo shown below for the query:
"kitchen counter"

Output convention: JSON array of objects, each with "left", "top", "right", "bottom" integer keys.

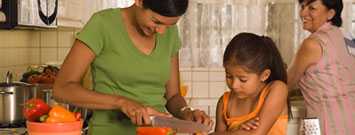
[{"left": 9, "top": 100, "right": 304, "bottom": 135}]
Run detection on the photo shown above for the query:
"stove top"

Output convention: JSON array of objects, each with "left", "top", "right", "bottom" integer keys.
[
  {"left": 0, "top": 122, "right": 27, "bottom": 135},
  {"left": 0, "top": 128, "right": 27, "bottom": 135},
  {"left": 0, "top": 121, "right": 26, "bottom": 128}
]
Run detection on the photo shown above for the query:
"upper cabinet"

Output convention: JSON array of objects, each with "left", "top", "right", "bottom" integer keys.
[{"left": 57, "top": 0, "right": 121, "bottom": 28}]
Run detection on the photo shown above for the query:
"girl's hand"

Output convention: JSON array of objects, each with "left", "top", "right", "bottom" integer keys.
[
  {"left": 240, "top": 117, "right": 260, "bottom": 131},
  {"left": 118, "top": 97, "right": 171, "bottom": 126}
]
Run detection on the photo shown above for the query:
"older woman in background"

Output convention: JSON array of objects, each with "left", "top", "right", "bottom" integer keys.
[{"left": 288, "top": 0, "right": 355, "bottom": 134}]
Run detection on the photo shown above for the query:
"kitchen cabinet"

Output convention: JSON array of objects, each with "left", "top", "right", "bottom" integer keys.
[{"left": 57, "top": 0, "right": 121, "bottom": 28}]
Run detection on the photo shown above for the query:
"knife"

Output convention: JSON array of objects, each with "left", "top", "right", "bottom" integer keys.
[{"left": 150, "top": 116, "right": 211, "bottom": 133}]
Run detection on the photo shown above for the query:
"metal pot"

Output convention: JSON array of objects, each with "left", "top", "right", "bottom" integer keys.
[
  {"left": 31, "top": 84, "right": 53, "bottom": 105},
  {"left": 0, "top": 72, "right": 33, "bottom": 124}
]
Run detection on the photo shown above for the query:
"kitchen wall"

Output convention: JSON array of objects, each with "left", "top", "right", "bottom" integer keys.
[{"left": 0, "top": 28, "right": 78, "bottom": 82}]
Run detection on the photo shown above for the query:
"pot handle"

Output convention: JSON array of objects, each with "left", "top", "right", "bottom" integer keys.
[
  {"left": 0, "top": 90, "right": 13, "bottom": 95},
  {"left": 5, "top": 71, "right": 12, "bottom": 84}
]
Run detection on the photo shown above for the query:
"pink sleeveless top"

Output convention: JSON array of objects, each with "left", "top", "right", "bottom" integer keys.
[{"left": 298, "top": 23, "right": 355, "bottom": 135}]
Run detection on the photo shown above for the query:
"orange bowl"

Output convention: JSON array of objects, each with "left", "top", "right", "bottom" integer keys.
[{"left": 26, "top": 120, "right": 83, "bottom": 135}]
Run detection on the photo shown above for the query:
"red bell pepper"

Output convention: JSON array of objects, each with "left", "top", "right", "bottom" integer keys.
[
  {"left": 136, "top": 127, "right": 176, "bottom": 135},
  {"left": 23, "top": 98, "right": 51, "bottom": 121}
]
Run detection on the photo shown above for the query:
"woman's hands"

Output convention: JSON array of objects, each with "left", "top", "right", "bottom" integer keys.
[
  {"left": 117, "top": 97, "right": 171, "bottom": 126},
  {"left": 180, "top": 108, "right": 214, "bottom": 131}
]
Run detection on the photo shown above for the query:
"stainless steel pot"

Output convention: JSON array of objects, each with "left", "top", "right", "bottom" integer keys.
[
  {"left": 0, "top": 72, "right": 33, "bottom": 124},
  {"left": 0, "top": 71, "right": 91, "bottom": 126}
]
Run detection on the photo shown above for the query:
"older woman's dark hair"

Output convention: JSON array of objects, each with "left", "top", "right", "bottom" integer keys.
[
  {"left": 143, "top": 0, "right": 189, "bottom": 17},
  {"left": 298, "top": 0, "right": 343, "bottom": 27}
]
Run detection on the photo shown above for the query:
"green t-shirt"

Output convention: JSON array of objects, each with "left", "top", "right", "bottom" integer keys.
[{"left": 76, "top": 8, "right": 181, "bottom": 135}]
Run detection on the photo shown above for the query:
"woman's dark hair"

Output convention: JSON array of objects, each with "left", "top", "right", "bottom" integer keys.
[
  {"left": 143, "top": 0, "right": 189, "bottom": 17},
  {"left": 223, "top": 32, "right": 287, "bottom": 84},
  {"left": 298, "top": 0, "right": 343, "bottom": 27},
  {"left": 223, "top": 32, "right": 292, "bottom": 119}
]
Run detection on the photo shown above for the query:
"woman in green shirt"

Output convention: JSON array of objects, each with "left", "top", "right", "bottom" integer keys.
[{"left": 53, "top": 0, "right": 212, "bottom": 134}]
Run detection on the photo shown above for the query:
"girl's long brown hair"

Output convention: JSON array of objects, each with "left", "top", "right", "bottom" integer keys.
[{"left": 223, "top": 32, "right": 292, "bottom": 119}]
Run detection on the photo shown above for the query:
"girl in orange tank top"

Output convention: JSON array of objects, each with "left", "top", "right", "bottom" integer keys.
[{"left": 212, "top": 33, "right": 290, "bottom": 135}]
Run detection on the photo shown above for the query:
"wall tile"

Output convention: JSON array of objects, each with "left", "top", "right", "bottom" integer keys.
[
  {"left": 0, "top": 48, "right": 11, "bottom": 67},
  {"left": 209, "top": 105, "right": 217, "bottom": 117},
  {"left": 192, "top": 71, "right": 209, "bottom": 82},
  {"left": 209, "top": 71, "right": 225, "bottom": 82},
  {"left": 29, "top": 32, "right": 41, "bottom": 48},
  {"left": 180, "top": 70, "right": 192, "bottom": 82},
  {"left": 209, "top": 82, "right": 227, "bottom": 98},
  {"left": 208, "top": 67, "right": 224, "bottom": 72},
  {"left": 40, "top": 31, "right": 58, "bottom": 47},
  {"left": 40, "top": 48, "right": 58, "bottom": 63},
  {"left": 192, "top": 82, "right": 209, "bottom": 98},
  {"left": 0, "top": 30, "right": 38, "bottom": 48},
  {"left": 0, "top": 48, "right": 31, "bottom": 67},
  {"left": 29, "top": 48, "right": 41, "bottom": 65},
  {"left": 5, "top": 30, "right": 30, "bottom": 47},
  {"left": 58, "top": 31, "right": 75, "bottom": 47},
  {"left": 58, "top": 48, "right": 71, "bottom": 62},
  {"left": 190, "top": 105, "right": 209, "bottom": 115},
  {"left": 0, "top": 30, "right": 19, "bottom": 47},
  {"left": 189, "top": 98, "right": 218, "bottom": 107},
  {"left": 183, "top": 81, "right": 192, "bottom": 98},
  {"left": 0, "top": 68, "right": 8, "bottom": 81},
  {"left": 9, "top": 48, "right": 27, "bottom": 66}
]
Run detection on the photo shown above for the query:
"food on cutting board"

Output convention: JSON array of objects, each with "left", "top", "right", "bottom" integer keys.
[
  {"left": 137, "top": 127, "right": 176, "bottom": 135},
  {"left": 23, "top": 98, "right": 81, "bottom": 123},
  {"left": 21, "top": 65, "right": 59, "bottom": 84}
]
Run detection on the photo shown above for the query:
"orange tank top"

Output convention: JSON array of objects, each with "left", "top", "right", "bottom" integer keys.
[{"left": 222, "top": 84, "right": 288, "bottom": 135}]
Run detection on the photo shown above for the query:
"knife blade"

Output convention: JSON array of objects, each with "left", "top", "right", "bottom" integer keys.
[{"left": 150, "top": 116, "right": 211, "bottom": 133}]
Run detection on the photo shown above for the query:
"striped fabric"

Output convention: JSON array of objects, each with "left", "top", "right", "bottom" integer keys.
[{"left": 298, "top": 23, "right": 355, "bottom": 135}]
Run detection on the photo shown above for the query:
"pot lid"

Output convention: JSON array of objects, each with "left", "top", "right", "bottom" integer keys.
[
  {"left": 0, "top": 71, "right": 31, "bottom": 87},
  {"left": 0, "top": 81, "right": 31, "bottom": 87}
]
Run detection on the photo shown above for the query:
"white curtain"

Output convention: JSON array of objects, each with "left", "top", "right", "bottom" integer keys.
[
  {"left": 178, "top": 0, "right": 355, "bottom": 68},
  {"left": 178, "top": 0, "right": 267, "bottom": 68}
]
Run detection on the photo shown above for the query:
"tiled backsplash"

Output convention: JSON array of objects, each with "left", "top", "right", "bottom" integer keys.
[
  {"left": 0, "top": 28, "right": 77, "bottom": 81},
  {"left": 180, "top": 67, "right": 229, "bottom": 123},
  {"left": 0, "top": 29, "right": 227, "bottom": 119}
]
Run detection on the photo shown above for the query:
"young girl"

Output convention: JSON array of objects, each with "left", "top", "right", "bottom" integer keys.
[{"left": 213, "top": 33, "right": 289, "bottom": 135}]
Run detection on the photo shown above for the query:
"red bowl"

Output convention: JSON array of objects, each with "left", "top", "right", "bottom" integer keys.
[{"left": 26, "top": 120, "right": 83, "bottom": 135}]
